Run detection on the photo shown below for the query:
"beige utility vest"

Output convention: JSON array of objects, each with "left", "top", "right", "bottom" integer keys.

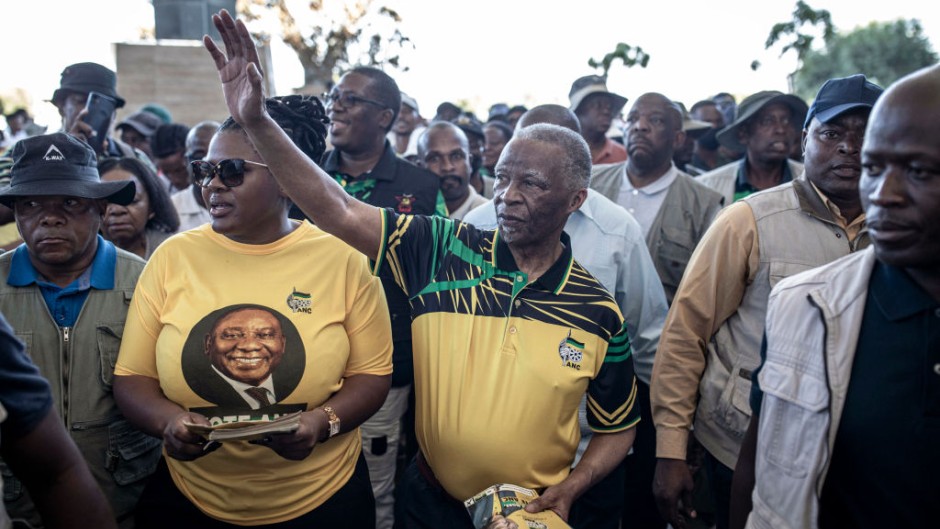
[{"left": 693, "top": 177, "right": 869, "bottom": 468}]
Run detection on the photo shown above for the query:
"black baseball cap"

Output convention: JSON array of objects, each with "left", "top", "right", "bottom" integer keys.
[{"left": 803, "top": 74, "right": 884, "bottom": 129}]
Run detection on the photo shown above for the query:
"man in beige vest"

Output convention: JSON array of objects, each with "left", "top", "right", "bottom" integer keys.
[
  {"left": 591, "top": 93, "right": 724, "bottom": 304},
  {"left": 650, "top": 75, "right": 883, "bottom": 529},
  {"left": 732, "top": 64, "right": 940, "bottom": 529}
]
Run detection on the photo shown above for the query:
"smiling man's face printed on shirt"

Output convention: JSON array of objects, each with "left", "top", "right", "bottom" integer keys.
[{"left": 204, "top": 307, "right": 286, "bottom": 386}]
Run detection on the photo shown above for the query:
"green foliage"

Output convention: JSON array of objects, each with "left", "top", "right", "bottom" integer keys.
[
  {"left": 242, "top": 0, "right": 412, "bottom": 91},
  {"left": 793, "top": 19, "right": 937, "bottom": 99},
  {"left": 588, "top": 43, "right": 650, "bottom": 77},
  {"left": 763, "top": 0, "right": 834, "bottom": 65}
]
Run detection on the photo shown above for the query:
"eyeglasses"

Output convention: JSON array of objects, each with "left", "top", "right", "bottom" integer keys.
[
  {"left": 191, "top": 159, "right": 269, "bottom": 188},
  {"left": 321, "top": 90, "right": 387, "bottom": 110}
]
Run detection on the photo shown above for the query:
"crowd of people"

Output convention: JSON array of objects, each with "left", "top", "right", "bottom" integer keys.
[{"left": 0, "top": 8, "right": 937, "bottom": 529}]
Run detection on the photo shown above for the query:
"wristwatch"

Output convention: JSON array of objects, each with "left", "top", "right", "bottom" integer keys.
[{"left": 321, "top": 406, "right": 340, "bottom": 439}]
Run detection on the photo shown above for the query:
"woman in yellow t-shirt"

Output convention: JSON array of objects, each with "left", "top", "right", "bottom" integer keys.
[{"left": 113, "top": 95, "right": 393, "bottom": 528}]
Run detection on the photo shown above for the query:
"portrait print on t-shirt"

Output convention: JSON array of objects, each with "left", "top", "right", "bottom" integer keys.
[{"left": 182, "top": 304, "right": 306, "bottom": 421}]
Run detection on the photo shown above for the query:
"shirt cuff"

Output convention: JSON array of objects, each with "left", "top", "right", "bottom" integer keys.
[{"left": 656, "top": 427, "right": 690, "bottom": 460}]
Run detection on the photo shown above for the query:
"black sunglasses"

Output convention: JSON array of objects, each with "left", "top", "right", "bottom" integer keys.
[{"left": 191, "top": 159, "right": 269, "bottom": 188}]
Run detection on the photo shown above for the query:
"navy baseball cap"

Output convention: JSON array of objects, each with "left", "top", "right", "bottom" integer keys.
[{"left": 803, "top": 74, "right": 884, "bottom": 129}]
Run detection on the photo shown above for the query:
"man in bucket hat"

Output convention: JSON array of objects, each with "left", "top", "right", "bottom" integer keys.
[
  {"left": 651, "top": 74, "right": 882, "bottom": 529},
  {"left": 699, "top": 90, "right": 808, "bottom": 205},
  {"left": 569, "top": 75, "right": 629, "bottom": 164},
  {"left": 50, "top": 62, "right": 150, "bottom": 163},
  {"left": 0, "top": 133, "right": 161, "bottom": 528}
]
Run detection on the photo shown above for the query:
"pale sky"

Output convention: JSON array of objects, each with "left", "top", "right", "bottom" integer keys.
[{"left": 3, "top": 0, "right": 938, "bottom": 128}]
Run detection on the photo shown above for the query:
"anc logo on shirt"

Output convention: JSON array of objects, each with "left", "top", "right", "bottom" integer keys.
[
  {"left": 286, "top": 287, "right": 312, "bottom": 314},
  {"left": 396, "top": 193, "right": 416, "bottom": 213},
  {"left": 558, "top": 330, "right": 584, "bottom": 371}
]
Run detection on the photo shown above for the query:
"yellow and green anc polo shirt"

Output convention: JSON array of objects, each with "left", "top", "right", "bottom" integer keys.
[{"left": 375, "top": 210, "right": 640, "bottom": 500}]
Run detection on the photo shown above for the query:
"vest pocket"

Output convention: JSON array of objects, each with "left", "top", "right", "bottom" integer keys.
[
  {"left": 656, "top": 227, "right": 695, "bottom": 289},
  {"left": 758, "top": 360, "right": 828, "bottom": 478},
  {"left": 0, "top": 461, "right": 23, "bottom": 501},
  {"left": 714, "top": 364, "right": 753, "bottom": 440},
  {"left": 96, "top": 322, "right": 125, "bottom": 389},
  {"left": 106, "top": 419, "right": 162, "bottom": 486},
  {"left": 768, "top": 261, "right": 813, "bottom": 289}
]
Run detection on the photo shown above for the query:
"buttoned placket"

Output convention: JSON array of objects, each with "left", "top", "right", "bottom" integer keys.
[{"left": 500, "top": 273, "right": 529, "bottom": 353}]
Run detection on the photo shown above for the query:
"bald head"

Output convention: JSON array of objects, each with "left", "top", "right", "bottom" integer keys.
[
  {"left": 630, "top": 93, "right": 682, "bottom": 129},
  {"left": 516, "top": 104, "right": 582, "bottom": 134},
  {"left": 868, "top": 64, "right": 940, "bottom": 136},
  {"left": 186, "top": 120, "right": 221, "bottom": 161},
  {"left": 625, "top": 93, "right": 685, "bottom": 177},
  {"left": 417, "top": 121, "right": 473, "bottom": 207},
  {"left": 418, "top": 121, "right": 469, "bottom": 159},
  {"left": 859, "top": 64, "right": 940, "bottom": 270}
]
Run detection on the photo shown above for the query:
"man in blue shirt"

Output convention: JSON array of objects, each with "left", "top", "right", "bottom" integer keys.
[{"left": 0, "top": 133, "right": 160, "bottom": 528}]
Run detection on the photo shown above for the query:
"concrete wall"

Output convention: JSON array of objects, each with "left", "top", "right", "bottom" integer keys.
[{"left": 114, "top": 40, "right": 275, "bottom": 127}]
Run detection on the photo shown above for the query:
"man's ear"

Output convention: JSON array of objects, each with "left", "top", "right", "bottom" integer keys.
[
  {"left": 568, "top": 188, "right": 587, "bottom": 213},
  {"left": 377, "top": 108, "right": 395, "bottom": 131},
  {"left": 673, "top": 129, "right": 687, "bottom": 150}
]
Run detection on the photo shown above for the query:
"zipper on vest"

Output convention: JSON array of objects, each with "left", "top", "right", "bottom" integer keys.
[{"left": 61, "top": 325, "right": 71, "bottom": 423}]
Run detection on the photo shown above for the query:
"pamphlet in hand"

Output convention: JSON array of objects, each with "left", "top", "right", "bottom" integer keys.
[
  {"left": 183, "top": 411, "right": 302, "bottom": 442},
  {"left": 464, "top": 484, "right": 572, "bottom": 529}
]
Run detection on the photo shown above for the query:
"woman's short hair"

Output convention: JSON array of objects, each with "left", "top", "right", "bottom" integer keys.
[
  {"left": 98, "top": 156, "right": 180, "bottom": 233},
  {"left": 219, "top": 95, "right": 329, "bottom": 163}
]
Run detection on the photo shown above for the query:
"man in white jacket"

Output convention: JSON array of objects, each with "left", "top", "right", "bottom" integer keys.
[{"left": 733, "top": 64, "right": 940, "bottom": 529}]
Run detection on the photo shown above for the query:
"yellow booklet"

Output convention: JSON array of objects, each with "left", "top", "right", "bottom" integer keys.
[{"left": 464, "top": 484, "right": 571, "bottom": 529}]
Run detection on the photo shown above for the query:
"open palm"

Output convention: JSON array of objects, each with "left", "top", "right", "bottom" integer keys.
[{"left": 203, "top": 9, "right": 265, "bottom": 126}]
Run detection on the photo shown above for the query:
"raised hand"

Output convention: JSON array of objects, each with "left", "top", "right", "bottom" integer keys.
[{"left": 203, "top": 9, "right": 266, "bottom": 127}]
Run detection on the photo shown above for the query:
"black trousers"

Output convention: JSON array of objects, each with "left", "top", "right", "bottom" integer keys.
[
  {"left": 568, "top": 458, "right": 626, "bottom": 529},
  {"left": 620, "top": 380, "right": 667, "bottom": 529},
  {"left": 135, "top": 454, "right": 375, "bottom": 529},
  {"left": 703, "top": 450, "right": 734, "bottom": 529},
  {"left": 394, "top": 456, "right": 475, "bottom": 529}
]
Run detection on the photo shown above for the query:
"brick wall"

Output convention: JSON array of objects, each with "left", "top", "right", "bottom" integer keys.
[{"left": 114, "top": 40, "right": 275, "bottom": 127}]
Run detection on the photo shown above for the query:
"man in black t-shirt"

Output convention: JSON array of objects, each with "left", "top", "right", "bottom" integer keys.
[{"left": 315, "top": 65, "right": 445, "bottom": 529}]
